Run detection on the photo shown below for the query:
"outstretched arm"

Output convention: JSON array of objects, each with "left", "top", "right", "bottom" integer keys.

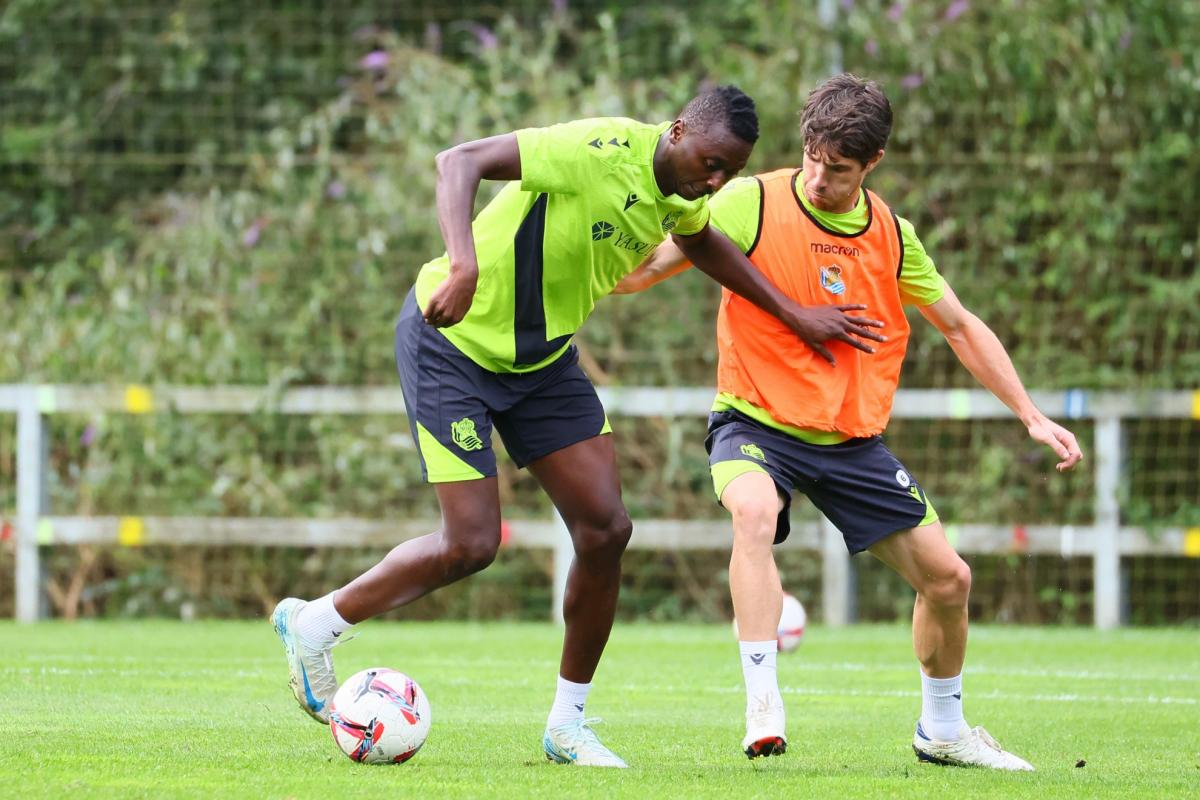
[
  {"left": 424, "top": 133, "right": 522, "bottom": 327},
  {"left": 672, "top": 223, "right": 887, "bottom": 365},
  {"left": 920, "top": 281, "right": 1083, "bottom": 471},
  {"left": 612, "top": 238, "right": 694, "bottom": 294}
]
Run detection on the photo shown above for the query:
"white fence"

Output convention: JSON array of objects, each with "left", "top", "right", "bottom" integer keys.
[{"left": 4, "top": 384, "right": 1198, "bottom": 627}]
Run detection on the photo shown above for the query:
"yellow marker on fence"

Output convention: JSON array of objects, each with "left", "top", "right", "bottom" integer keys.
[
  {"left": 36, "top": 385, "right": 58, "bottom": 414},
  {"left": 1191, "top": 390, "right": 1200, "bottom": 420},
  {"left": 118, "top": 516, "right": 145, "bottom": 547},
  {"left": 1184, "top": 528, "right": 1200, "bottom": 559},
  {"left": 125, "top": 385, "right": 154, "bottom": 414},
  {"left": 36, "top": 519, "right": 54, "bottom": 545},
  {"left": 944, "top": 524, "right": 960, "bottom": 548},
  {"left": 949, "top": 390, "right": 970, "bottom": 419}
]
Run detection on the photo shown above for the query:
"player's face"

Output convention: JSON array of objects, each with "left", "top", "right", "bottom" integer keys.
[
  {"left": 668, "top": 122, "right": 752, "bottom": 201},
  {"left": 802, "top": 146, "right": 883, "bottom": 213}
]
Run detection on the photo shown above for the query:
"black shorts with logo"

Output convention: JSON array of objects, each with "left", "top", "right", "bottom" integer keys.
[
  {"left": 395, "top": 289, "right": 609, "bottom": 482},
  {"left": 705, "top": 409, "right": 937, "bottom": 553}
]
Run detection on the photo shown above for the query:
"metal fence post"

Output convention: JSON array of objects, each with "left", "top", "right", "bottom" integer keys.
[
  {"left": 1093, "top": 416, "right": 1122, "bottom": 629},
  {"left": 552, "top": 511, "right": 571, "bottom": 625},
  {"left": 821, "top": 517, "right": 853, "bottom": 626},
  {"left": 16, "top": 389, "right": 48, "bottom": 623}
]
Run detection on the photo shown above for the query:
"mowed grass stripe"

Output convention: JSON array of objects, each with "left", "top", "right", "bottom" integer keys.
[{"left": 1, "top": 622, "right": 1196, "bottom": 799}]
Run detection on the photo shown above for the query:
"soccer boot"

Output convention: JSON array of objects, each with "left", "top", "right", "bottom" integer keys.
[
  {"left": 543, "top": 718, "right": 628, "bottom": 768},
  {"left": 912, "top": 722, "right": 1034, "bottom": 771},
  {"left": 742, "top": 693, "right": 787, "bottom": 758},
  {"left": 271, "top": 597, "right": 339, "bottom": 724}
]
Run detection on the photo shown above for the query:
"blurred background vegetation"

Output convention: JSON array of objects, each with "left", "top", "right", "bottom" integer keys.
[{"left": 1, "top": 0, "right": 1197, "bottom": 622}]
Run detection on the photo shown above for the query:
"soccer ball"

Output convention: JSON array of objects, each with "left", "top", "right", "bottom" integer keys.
[
  {"left": 732, "top": 593, "right": 808, "bottom": 653},
  {"left": 329, "top": 668, "right": 432, "bottom": 764}
]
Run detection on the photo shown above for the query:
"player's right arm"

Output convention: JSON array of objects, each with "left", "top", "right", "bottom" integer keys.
[{"left": 424, "top": 133, "right": 522, "bottom": 327}]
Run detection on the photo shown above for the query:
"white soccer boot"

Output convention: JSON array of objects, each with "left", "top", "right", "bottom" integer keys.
[
  {"left": 543, "top": 718, "right": 628, "bottom": 768},
  {"left": 742, "top": 693, "right": 787, "bottom": 758},
  {"left": 271, "top": 597, "right": 339, "bottom": 724},
  {"left": 912, "top": 722, "right": 1034, "bottom": 771}
]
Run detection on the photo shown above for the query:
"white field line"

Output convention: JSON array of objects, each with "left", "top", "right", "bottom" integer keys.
[
  {"left": 668, "top": 684, "right": 1199, "bottom": 706},
  {"left": 20, "top": 652, "right": 1200, "bottom": 684},
  {"left": 6, "top": 667, "right": 1196, "bottom": 707}
]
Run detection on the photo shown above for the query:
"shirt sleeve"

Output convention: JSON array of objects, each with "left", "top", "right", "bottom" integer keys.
[
  {"left": 897, "top": 215, "right": 946, "bottom": 306},
  {"left": 706, "top": 177, "right": 763, "bottom": 253},
  {"left": 670, "top": 199, "right": 712, "bottom": 237},
  {"left": 515, "top": 120, "right": 599, "bottom": 195}
]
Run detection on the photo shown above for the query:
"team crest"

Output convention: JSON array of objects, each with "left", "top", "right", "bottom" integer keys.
[
  {"left": 820, "top": 264, "right": 846, "bottom": 295},
  {"left": 661, "top": 211, "right": 682, "bottom": 232},
  {"left": 451, "top": 418, "right": 484, "bottom": 451},
  {"left": 740, "top": 443, "right": 767, "bottom": 462}
]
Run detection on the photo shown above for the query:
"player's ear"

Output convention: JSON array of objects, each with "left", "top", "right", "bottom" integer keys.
[
  {"left": 862, "top": 149, "right": 885, "bottom": 175},
  {"left": 668, "top": 119, "right": 686, "bottom": 144}
]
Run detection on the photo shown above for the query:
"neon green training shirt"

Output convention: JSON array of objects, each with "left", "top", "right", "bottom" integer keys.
[
  {"left": 707, "top": 172, "right": 946, "bottom": 444},
  {"left": 414, "top": 117, "right": 711, "bottom": 373}
]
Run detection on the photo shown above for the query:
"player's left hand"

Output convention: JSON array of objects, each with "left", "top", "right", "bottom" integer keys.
[{"left": 1026, "top": 416, "right": 1083, "bottom": 472}]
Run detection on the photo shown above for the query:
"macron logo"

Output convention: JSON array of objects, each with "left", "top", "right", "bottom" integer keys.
[
  {"left": 624, "top": 192, "right": 640, "bottom": 211},
  {"left": 749, "top": 654, "right": 766, "bottom": 665}
]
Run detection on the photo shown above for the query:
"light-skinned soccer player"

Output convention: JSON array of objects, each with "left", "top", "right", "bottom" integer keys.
[
  {"left": 271, "top": 86, "right": 886, "bottom": 768},
  {"left": 615, "top": 74, "right": 1082, "bottom": 768}
]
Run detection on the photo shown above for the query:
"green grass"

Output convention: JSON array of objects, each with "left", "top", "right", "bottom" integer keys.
[{"left": 1, "top": 622, "right": 1197, "bottom": 799}]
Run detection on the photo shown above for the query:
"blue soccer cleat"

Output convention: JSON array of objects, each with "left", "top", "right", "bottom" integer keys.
[
  {"left": 543, "top": 718, "right": 628, "bottom": 768},
  {"left": 271, "top": 597, "right": 339, "bottom": 724}
]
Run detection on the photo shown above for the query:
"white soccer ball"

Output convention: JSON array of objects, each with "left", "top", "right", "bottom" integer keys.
[
  {"left": 732, "top": 593, "right": 808, "bottom": 653},
  {"left": 329, "top": 667, "right": 432, "bottom": 764}
]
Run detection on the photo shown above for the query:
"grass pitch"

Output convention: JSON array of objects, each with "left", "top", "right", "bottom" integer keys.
[{"left": 1, "top": 621, "right": 1196, "bottom": 799}]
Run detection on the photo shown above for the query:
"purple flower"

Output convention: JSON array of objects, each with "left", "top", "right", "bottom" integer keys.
[
  {"left": 242, "top": 221, "right": 263, "bottom": 248},
  {"left": 944, "top": 0, "right": 969, "bottom": 21},
  {"left": 900, "top": 73, "right": 924, "bottom": 90},
  {"left": 469, "top": 23, "right": 498, "bottom": 51},
  {"left": 1118, "top": 29, "right": 1132, "bottom": 50},
  {"left": 888, "top": 2, "right": 904, "bottom": 22},
  {"left": 325, "top": 180, "right": 346, "bottom": 200},
  {"left": 80, "top": 424, "right": 96, "bottom": 447},
  {"left": 552, "top": 0, "right": 567, "bottom": 13},
  {"left": 840, "top": 0, "right": 854, "bottom": 9},
  {"left": 358, "top": 50, "right": 390, "bottom": 71},
  {"left": 865, "top": 39, "right": 879, "bottom": 57}
]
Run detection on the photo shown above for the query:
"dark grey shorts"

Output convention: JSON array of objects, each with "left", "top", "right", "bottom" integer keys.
[
  {"left": 705, "top": 409, "right": 937, "bottom": 552},
  {"left": 395, "top": 289, "right": 609, "bottom": 482}
]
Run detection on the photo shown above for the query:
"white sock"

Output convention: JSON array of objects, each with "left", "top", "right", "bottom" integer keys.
[
  {"left": 295, "top": 592, "right": 352, "bottom": 648},
  {"left": 920, "top": 670, "right": 966, "bottom": 741},
  {"left": 739, "top": 639, "right": 780, "bottom": 710},
  {"left": 546, "top": 676, "right": 590, "bottom": 729}
]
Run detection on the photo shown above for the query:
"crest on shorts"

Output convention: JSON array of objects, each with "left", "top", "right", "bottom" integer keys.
[
  {"left": 740, "top": 443, "right": 767, "bottom": 462},
  {"left": 451, "top": 418, "right": 484, "bottom": 451},
  {"left": 820, "top": 264, "right": 846, "bottom": 295}
]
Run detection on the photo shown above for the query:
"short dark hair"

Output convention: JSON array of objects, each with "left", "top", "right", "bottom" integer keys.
[
  {"left": 680, "top": 85, "right": 759, "bottom": 145},
  {"left": 800, "top": 74, "right": 892, "bottom": 164}
]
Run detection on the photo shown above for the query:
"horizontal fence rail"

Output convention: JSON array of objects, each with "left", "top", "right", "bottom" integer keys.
[{"left": 5, "top": 384, "right": 1200, "bottom": 626}]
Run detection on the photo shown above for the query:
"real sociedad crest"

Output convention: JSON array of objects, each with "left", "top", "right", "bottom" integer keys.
[{"left": 820, "top": 264, "right": 846, "bottom": 295}]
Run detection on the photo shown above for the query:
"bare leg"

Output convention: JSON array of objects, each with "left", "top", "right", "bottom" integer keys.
[
  {"left": 527, "top": 435, "right": 632, "bottom": 683},
  {"left": 333, "top": 478, "right": 502, "bottom": 623},
  {"left": 721, "top": 471, "right": 786, "bottom": 641},
  {"left": 868, "top": 521, "right": 972, "bottom": 678}
]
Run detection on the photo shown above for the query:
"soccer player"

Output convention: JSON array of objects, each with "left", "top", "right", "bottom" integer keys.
[
  {"left": 614, "top": 74, "right": 1083, "bottom": 769},
  {"left": 271, "top": 85, "right": 886, "bottom": 768}
]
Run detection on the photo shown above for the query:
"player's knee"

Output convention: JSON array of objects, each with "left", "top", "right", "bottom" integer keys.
[
  {"left": 926, "top": 558, "right": 972, "bottom": 609},
  {"left": 572, "top": 509, "right": 633, "bottom": 564},
  {"left": 441, "top": 534, "right": 499, "bottom": 576},
  {"left": 727, "top": 498, "right": 778, "bottom": 548}
]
